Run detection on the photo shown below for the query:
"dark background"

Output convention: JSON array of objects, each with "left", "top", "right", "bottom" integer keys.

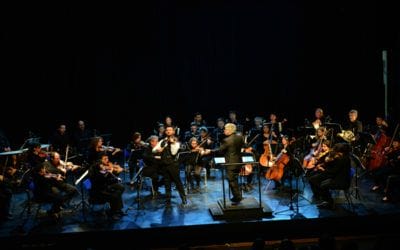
[{"left": 1, "top": 1, "right": 399, "bottom": 148}]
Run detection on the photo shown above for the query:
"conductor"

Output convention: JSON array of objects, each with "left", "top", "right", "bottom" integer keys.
[{"left": 210, "top": 123, "right": 245, "bottom": 204}]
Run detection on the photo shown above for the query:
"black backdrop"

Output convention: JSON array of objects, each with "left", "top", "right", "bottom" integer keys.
[{"left": 1, "top": 1, "right": 399, "bottom": 147}]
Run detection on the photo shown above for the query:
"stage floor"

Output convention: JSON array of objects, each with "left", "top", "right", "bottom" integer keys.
[{"left": 1, "top": 168, "right": 400, "bottom": 248}]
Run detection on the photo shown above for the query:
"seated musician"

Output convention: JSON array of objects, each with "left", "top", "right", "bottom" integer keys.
[
  {"left": 89, "top": 154, "right": 125, "bottom": 220},
  {"left": 43, "top": 152, "right": 78, "bottom": 204},
  {"left": 87, "top": 136, "right": 122, "bottom": 173},
  {"left": 141, "top": 135, "right": 162, "bottom": 197},
  {"left": 303, "top": 127, "right": 328, "bottom": 169},
  {"left": 26, "top": 142, "right": 48, "bottom": 168},
  {"left": 126, "top": 132, "right": 147, "bottom": 185},
  {"left": 309, "top": 142, "right": 352, "bottom": 209},
  {"left": 370, "top": 138, "right": 400, "bottom": 202},
  {"left": 31, "top": 164, "right": 73, "bottom": 219},
  {"left": 185, "top": 137, "right": 208, "bottom": 192},
  {"left": 267, "top": 135, "right": 293, "bottom": 190}
]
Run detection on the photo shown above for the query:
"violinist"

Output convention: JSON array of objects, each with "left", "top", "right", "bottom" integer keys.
[
  {"left": 31, "top": 164, "right": 74, "bottom": 219},
  {"left": 370, "top": 138, "right": 400, "bottom": 202},
  {"left": 153, "top": 125, "right": 187, "bottom": 206},
  {"left": 42, "top": 152, "right": 78, "bottom": 207},
  {"left": 0, "top": 165, "right": 18, "bottom": 221},
  {"left": 26, "top": 142, "right": 48, "bottom": 168},
  {"left": 127, "top": 132, "right": 148, "bottom": 184},
  {"left": 87, "top": 136, "right": 121, "bottom": 166},
  {"left": 309, "top": 142, "right": 352, "bottom": 209},
  {"left": 142, "top": 135, "right": 162, "bottom": 197},
  {"left": 185, "top": 137, "right": 208, "bottom": 192},
  {"left": 198, "top": 127, "right": 214, "bottom": 178},
  {"left": 89, "top": 154, "right": 125, "bottom": 220}
]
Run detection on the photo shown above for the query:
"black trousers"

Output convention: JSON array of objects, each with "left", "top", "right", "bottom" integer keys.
[
  {"left": 92, "top": 183, "right": 125, "bottom": 213},
  {"left": 163, "top": 162, "right": 186, "bottom": 201},
  {"left": 226, "top": 165, "right": 242, "bottom": 200}
]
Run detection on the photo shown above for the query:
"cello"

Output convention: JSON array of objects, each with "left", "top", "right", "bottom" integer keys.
[{"left": 265, "top": 149, "right": 290, "bottom": 181}]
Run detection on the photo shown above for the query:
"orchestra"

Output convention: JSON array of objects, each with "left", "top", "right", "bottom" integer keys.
[{"left": 1, "top": 107, "right": 399, "bottom": 224}]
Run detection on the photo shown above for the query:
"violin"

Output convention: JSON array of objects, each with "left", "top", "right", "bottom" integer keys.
[{"left": 100, "top": 145, "right": 122, "bottom": 155}]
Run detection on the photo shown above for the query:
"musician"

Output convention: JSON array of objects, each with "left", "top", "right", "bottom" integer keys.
[
  {"left": 183, "top": 122, "right": 199, "bottom": 143},
  {"left": 212, "top": 117, "right": 225, "bottom": 147},
  {"left": 193, "top": 112, "right": 207, "bottom": 127},
  {"left": 126, "top": 132, "right": 147, "bottom": 184},
  {"left": 49, "top": 123, "right": 71, "bottom": 157},
  {"left": 370, "top": 138, "right": 400, "bottom": 202},
  {"left": 227, "top": 110, "right": 243, "bottom": 133},
  {"left": 42, "top": 152, "right": 79, "bottom": 204},
  {"left": 153, "top": 123, "right": 166, "bottom": 139},
  {"left": 199, "top": 127, "right": 213, "bottom": 178},
  {"left": 164, "top": 115, "right": 180, "bottom": 137},
  {"left": 153, "top": 125, "right": 187, "bottom": 206},
  {"left": 211, "top": 123, "right": 245, "bottom": 204},
  {"left": 72, "top": 120, "right": 93, "bottom": 158},
  {"left": 345, "top": 109, "right": 363, "bottom": 136},
  {"left": 269, "top": 135, "right": 294, "bottom": 190},
  {"left": 309, "top": 108, "right": 326, "bottom": 130},
  {"left": 87, "top": 136, "right": 121, "bottom": 167},
  {"left": 309, "top": 142, "right": 352, "bottom": 209},
  {"left": 260, "top": 123, "right": 279, "bottom": 155},
  {"left": 142, "top": 136, "right": 162, "bottom": 197},
  {"left": 304, "top": 140, "right": 331, "bottom": 202},
  {"left": 267, "top": 113, "right": 284, "bottom": 136},
  {"left": 89, "top": 154, "right": 125, "bottom": 220},
  {"left": 185, "top": 137, "right": 206, "bottom": 192},
  {"left": 31, "top": 164, "right": 73, "bottom": 219},
  {"left": 26, "top": 142, "right": 48, "bottom": 168}
]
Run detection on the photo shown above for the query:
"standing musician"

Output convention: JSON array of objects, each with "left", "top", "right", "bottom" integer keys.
[
  {"left": 152, "top": 126, "right": 187, "bottom": 206},
  {"left": 209, "top": 123, "right": 245, "bottom": 204},
  {"left": 126, "top": 132, "right": 148, "bottom": 185},
  {"left": 89, "top": 154, "right": 125, "bottom": 220},
  {"left": 309, "top": 142, "right": 352, "bottom": 209}
]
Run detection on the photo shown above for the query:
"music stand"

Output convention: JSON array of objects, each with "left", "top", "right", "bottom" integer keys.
[
  {"left": 274, "top": 157, "right": 309, "bottom": 219},
  {"left": 74, "top": 169, "right": 90, "bottom": 221},
  {"left": 126, "top": 162, "right": 146, "bottom": 212},
  {"left": 177, "top": 151, "right": 197, "bottom": 193},
  {"left": 127, "top": 148, "right": 145, "bottom": 183}
]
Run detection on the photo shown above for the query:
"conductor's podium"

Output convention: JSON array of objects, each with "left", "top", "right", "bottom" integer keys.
[{"left": 209, "top": 155, "right": 273, "bottom": 220}]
